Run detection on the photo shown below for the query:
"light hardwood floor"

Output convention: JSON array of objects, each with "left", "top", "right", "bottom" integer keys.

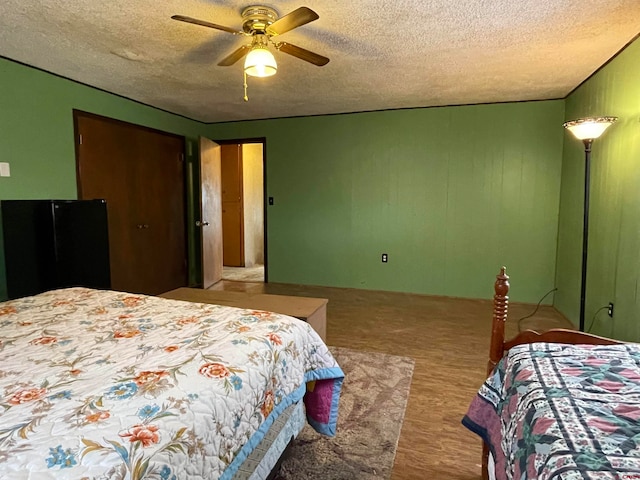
[{"left": 209, "top": 279, "right": 572, "bottom": 479}]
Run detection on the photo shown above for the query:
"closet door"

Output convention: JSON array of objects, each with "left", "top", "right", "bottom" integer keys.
[
  {"left": 132, "top": 130, "right": 187, "bottom": 295},
  {"left": 75, "top": 114, "right": 138, "bottom": 291},
  {"left": 75, "top": 111, "right": 187, "bottom": 295}
]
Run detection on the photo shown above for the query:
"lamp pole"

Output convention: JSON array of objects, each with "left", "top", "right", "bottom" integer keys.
[
  {"left": 562, "top": 116, "right": 617, "bottom": 332},
  {"left": 578, "top": 139, "right": 592, "bottom": 332}
]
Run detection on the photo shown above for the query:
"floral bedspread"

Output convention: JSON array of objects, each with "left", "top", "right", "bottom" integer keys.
[
  {"left": 463, "top": 342, "right": 640, "bottom": 480},
  {"left": 0, "top": 288, "right": 344, "bottom": 479}
]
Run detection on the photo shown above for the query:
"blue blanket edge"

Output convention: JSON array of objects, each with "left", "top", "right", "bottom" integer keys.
[{"left": 220, "top": 365, "right": 344, "bottom": 480}]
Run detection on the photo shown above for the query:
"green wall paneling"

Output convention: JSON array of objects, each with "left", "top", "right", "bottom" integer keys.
[
  {"left": 208, "top": 100, "right": 565, "bottom": 302},
  {"left": 555, "top": 37, "right": 640, "bottom": 340},
  {"left": 0, "top": 56, "right": 570, "bottom": 305}
]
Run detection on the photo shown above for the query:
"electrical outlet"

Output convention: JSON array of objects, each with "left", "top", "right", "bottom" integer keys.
[
  {"left": 608, "top": 302, "right": 614, "bottom": 317},
  {"left": 381, "top": 253, "right": 388, "bottom": 263}
]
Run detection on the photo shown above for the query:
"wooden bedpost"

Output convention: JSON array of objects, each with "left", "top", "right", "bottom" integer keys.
[
  {"left": 482, "top": 266, "right": 510, "bottom": 480},
  {"left": 488, "top": 266, "right": 509, "bottom": 376}
]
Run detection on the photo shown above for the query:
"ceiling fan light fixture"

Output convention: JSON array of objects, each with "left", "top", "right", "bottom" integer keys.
[{"left": 244, "top": 46, "right": 277, "bottom": 77}]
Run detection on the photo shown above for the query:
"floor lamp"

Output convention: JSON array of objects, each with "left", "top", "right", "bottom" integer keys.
[{"left": 563, "top": 116, "right": 617, "bottom": 331}]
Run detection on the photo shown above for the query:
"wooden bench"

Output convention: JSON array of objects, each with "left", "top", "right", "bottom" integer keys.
[{"left": 159, "top": 288, "right": 328, "bottom": 341}]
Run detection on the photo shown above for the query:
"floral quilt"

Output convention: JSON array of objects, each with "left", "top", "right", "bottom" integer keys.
[
  {"left": 0, "top": 288, "right": 344, "bottom": 479},
  {"left": 463, "top": 342, "right": 640, "bottom": 480}
]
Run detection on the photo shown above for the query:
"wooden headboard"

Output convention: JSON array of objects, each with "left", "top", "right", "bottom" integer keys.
[
  {"left": 481, "top": 266, "right": 624, "bottom": 479},
  {"left": 487, "top": 266, "right": 623, "bottom": 376}
]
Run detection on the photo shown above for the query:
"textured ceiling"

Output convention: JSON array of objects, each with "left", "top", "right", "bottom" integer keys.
[{"left": 1, "top": 1, "right": 639, "bottom": 123}]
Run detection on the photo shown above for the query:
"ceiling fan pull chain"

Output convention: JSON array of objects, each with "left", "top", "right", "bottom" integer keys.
[{"left": 243, "top": 70, "right": 249, "bottom": 102}]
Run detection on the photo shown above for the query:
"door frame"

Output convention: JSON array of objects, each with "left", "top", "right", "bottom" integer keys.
[{"left": 214, "top": 137, "right": 268, "bottom": 282}]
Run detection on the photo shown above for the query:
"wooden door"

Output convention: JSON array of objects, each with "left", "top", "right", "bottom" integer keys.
[
  {"left": 221, "top": 144, "right": 245, "bottom": 266},
  {"left": 75, "top": 111, "right": 187, "bottom": 295},
  {"left": 199, "top": 137, "right": 223, "bottom": 288},
  {"left": 133, "top": 131, "right": 187, "bottom": 294}
]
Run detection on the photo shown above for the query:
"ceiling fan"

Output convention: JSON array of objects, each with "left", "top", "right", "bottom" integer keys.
[{"left": 172, "top": 5, "right": 329, "bottom": 100}]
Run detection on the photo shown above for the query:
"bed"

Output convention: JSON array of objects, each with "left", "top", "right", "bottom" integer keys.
[
  {"left": 0, "top": 287, "right": 344, "bottom": 479},
  {"left": 463, "top": 267, "right": 636, "bottom": 480}
]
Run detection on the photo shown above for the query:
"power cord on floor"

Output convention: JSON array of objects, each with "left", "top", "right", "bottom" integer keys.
[
  {"left": 586, "top": 305, "right": 609, "bottom": 333},
  {"left": 517, "top": 288, "right": 558, "bottom": 331}
]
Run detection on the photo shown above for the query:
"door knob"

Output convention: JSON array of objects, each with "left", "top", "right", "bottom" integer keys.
[{"left": 195, "top": 221, "right": 210, "bottom": 227}]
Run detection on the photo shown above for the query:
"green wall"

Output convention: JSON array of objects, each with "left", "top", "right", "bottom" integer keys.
[
  {"left": 0, "top": 57, "right": 568, "bottom": 305},
  {"left": 0, "top": 58, "right": 210, "bottom": 299},
  {"left": 209, "top": 101, "right": 565, "bottom": 302},
  {"left": 555, "top": 38, "right": 640, "bottom": 340}
]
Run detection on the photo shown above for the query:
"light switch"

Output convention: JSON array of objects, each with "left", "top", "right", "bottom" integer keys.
[{"left": 0, "top": 162, "right": 10, "bottom": 177}]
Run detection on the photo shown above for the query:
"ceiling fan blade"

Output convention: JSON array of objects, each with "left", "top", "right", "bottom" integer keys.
[
  {"left": 266, "top": 7, "right": 319, "bottom": 36},
  {"left": 171, "top": 15, "right": 244, "bottom": 35},
  {"left": 277, "top": 42, "right": 329, "bottom": 66},
  {"left": 217, "top": 45, "right": 251, "bottom": 66}
]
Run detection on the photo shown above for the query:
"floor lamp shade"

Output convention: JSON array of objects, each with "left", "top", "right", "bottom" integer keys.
[
  {"left": 563, "top": 116, "right": 617, "bottom": 331},
  {"left": 563, "top": 117, "right": 617, "bottom": 141}
]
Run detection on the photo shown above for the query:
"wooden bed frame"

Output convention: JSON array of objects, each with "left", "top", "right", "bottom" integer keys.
[{"left": 481, "top": 266, "right": 624, "bottom": 480}]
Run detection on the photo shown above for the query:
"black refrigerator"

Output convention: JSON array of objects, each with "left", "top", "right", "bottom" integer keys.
[{"left": 1, "top": 199, "right": 111, "bottom": 299}]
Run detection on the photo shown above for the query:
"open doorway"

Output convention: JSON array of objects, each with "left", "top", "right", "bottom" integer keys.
[{"left": 218, "top": 141, "right": 266, "bottom": 283}]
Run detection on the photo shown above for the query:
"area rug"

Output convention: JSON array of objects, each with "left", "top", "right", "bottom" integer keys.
[{"left": 275, "top": 346, "right": 415, "bottom": 480}]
